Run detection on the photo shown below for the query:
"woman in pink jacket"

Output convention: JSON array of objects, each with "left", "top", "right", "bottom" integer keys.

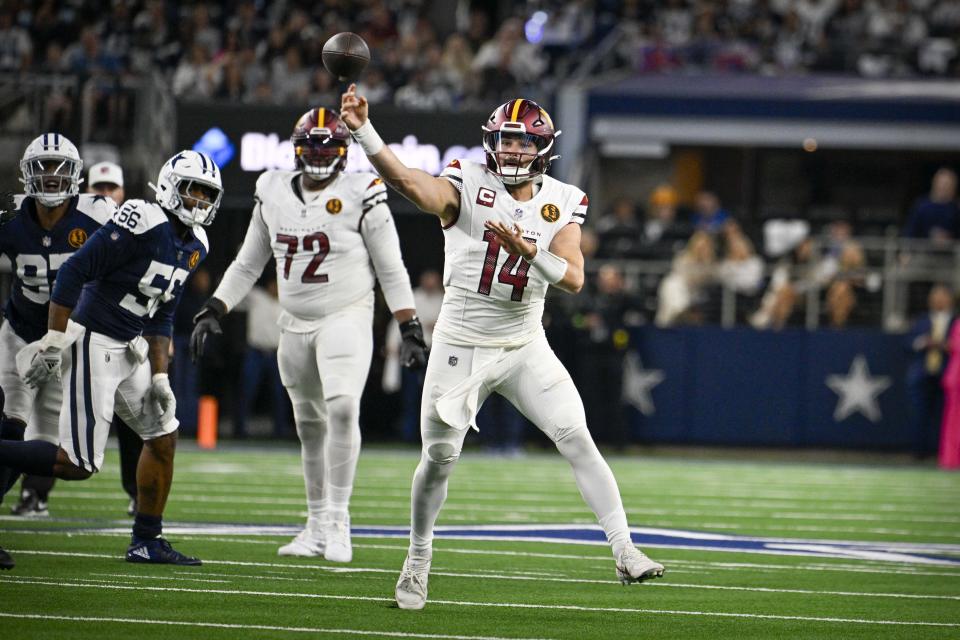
[{"left": 940, "top": 319, "right": 960, "bottom": 469}]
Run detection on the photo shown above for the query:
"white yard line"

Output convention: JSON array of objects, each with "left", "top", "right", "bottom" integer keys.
[
  {"left": 0, "top": 613, "right": 551, "bottom": 640},
  {"left": 7, "top": 559, "right": 960, "bottom": 602},
  {"left": 0, "top": 579, "right": 957, "bottom": 628}
]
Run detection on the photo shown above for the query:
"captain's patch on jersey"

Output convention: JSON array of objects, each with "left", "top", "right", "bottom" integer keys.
[
  {"left": 67, "top": 228, "right": 88, "bottom": 248},
  {"left": 540, "top": 203, "right": 560, "bottom": 223},
  {"left": 188, "top": 250, "right": 201, "bottom": 269},
  {"left": 476, "top": 187, "right": 496, "bottom": 207},
  {"left": 326, "top": 198, "right": 343, "bottom": 214}
]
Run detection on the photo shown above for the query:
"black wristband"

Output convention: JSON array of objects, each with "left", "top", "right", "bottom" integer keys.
[{"left": 201, "top": 297, "right": 227, "bottom": 320}]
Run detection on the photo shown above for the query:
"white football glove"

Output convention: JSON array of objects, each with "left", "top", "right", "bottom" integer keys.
[
  {"left": 23, "top": 330, "right": 73, "bottom": 388},
  {"left": 149, "top": 373, "right": 177, "bottom": 427}
]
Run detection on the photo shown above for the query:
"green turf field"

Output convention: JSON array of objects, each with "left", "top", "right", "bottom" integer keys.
[{"left": 2, "top": 445, "right": 959, "bottom": 639}]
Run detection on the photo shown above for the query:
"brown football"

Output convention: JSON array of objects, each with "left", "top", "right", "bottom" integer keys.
[{"left": 321, "top": 32, "right": 370, "bottom": 80}]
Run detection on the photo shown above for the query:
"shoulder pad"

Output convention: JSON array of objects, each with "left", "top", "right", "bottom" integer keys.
[
  {"left": 14, "top": 194, "right": 26, "bottom": 210},
  {"left": 76, "top": 193, "right": 117, "bottom": 225},
  {"left": 112, "top": 199, "right": 168, "bottom": 235},
  {"left": 255, "top": 170, "right": 297, "bottom": 199},
  {"left": 192, "top": 225, "right": 210, "bottom": 252}
]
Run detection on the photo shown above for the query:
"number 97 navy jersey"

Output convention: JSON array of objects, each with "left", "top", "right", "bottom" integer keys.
[
  {"left": 51, "top": 199, "right": 209, "bottom": 341},
  {"left": 0, "top": 194, "right": 115, "bottom": 343}
]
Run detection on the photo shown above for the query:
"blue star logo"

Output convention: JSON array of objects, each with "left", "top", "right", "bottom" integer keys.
[{"left": 192, "top": 128, "right": 235, "bottom": 169}]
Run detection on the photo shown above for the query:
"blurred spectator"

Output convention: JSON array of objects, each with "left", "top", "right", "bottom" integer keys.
[
  {"left": 906, "top": 284, "right": 956, "bottom": 460},
  {"left": 824, "top": 240, "right": 867, "bottom": 328},
  {"left": 903, "top": 168, "right": 960, "bottom": 244},
  {"left": 576, "top": 264, "right": 644, "bottom": 447},
  {"left": 940, "top": 300, "right": 960, "bottom": 469},
  {"left": 172, "top": 43, "right": 218, "bottom": 98},
  {"left": 394, "top": 69, "right": 454, "bottom": 110},
  {"left": 750, "top": 235, "right": 836, "bottom": 330},
  {"left": 477, "top": 394, "right": 529, "bottom": 456},
  {"left": 692, "top": 191, "right": 731, "bottom": 235},
  {"left": 637, "top": 185, "right": 690, "bottom": 259},
  {"left": 384, "top": 270, "right": 444, "bottom": 442},
  {"left": 234, "top": 279, "right": 290, "bottom": 438},
  {"left": 439, "top": 33, "right": 474, "bottom": 94},
  {"left": 171, "top": 268, "right": 212, "bottom": 436},
  {"left": 656, "top": 231, "right": 716, "bottom": 326},
  {"left": 355, "top": 67, "right": 392, "bottom": 105},
  {"left": 0, "top": 10, "right": 33, "bottom": 72},
  {"left": 596, "top": 197, "right": 642, "bottom": 258},
  {"left": 270, "top": 46, "right": 311, "bottom": 105},
  {"left": 86, "top": 161, "right": 125, "bottom": 205},
  {"left": 717, "top": 223, "right": 764, "bottom": 296},
  {"left": 472, "top": 18, "right": 547, "bottom": 98}
]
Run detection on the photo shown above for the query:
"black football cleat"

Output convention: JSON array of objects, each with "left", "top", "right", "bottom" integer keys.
[
  {"left": 126, "top": 537, "right": 201, "bottom": 566},
  {"left": 0, "top": 546, "right": 14, "bottom": 570}
]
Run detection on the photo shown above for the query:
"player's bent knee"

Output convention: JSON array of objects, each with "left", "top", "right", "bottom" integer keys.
[
  {"left": 425, "top": 442, "right": 459, "bottom": 465},
  {"left": 144, "top": 431, "right": 177, "bottom": 462},
  {"left": 553, "top": 422, "right": 588, "bottom": 444}
]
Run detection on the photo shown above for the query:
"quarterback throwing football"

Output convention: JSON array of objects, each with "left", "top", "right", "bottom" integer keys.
[{"left": 341, "top": 85, "right": 665, "bottom": 609}]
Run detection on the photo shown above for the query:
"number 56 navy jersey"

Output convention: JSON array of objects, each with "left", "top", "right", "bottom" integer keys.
[{"left": 51, "top": 199, "right": 209, "bottom": 342}]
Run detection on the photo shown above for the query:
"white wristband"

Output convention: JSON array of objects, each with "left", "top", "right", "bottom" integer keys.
[
  {"left": 524, "top": 247, "right": 567, "bottom": 284},
  {"left": 351, "top": 120, "right": 385, "bottom": 156},
  {"left": 152, "top": 373, "right": 169, "bottom": 383},
  {"left": 39, "top": 329, "right": 74, "bottom": 352}
]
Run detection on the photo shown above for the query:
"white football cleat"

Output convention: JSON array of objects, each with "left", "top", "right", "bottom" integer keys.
[
  {"left": 278, "top": 523, "right": 326, "bottom": 557},
  {"left": 395, "top": 554, "right": 431, "bottom": 610},
  {"left": 324, "top": 517, "right": 352, "bottom": 563},
  {"left": 616, "top": 546, "right": 665, "bottom": 584}
]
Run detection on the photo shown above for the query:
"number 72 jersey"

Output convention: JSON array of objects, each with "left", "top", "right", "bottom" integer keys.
[
  {"left": 213, "top": 170, "right": 394, "bottom": 322},
  {"left": 433, "top": 159, "right": 588, "bottom": 348}
]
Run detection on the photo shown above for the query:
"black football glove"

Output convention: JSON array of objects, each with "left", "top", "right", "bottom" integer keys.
[
  {"left": 399, "top": 317, "right": 428, "bottom": 369},
  {"left": 190, "top": 298, "right": 227, "bottom": 363},
  {"left": 0, "top": 191, "right": 17, "bottom": 226}
]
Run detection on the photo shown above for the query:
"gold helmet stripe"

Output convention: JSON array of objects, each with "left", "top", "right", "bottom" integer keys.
[
  {"left": 510, "top": 99, "right": 523, "bottom": 122},
  {"left": 318, "top": 107, "right": 325, "bottom": 126}
]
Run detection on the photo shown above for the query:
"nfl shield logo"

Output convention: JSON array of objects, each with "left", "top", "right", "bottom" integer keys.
[
  {"left": 448, "top": 355, "right": 458, "bottom": 367},
  {"left": 511, "top": 208, "right": 524, "bottom": 220},
  {"left": 42, "top": 236, "right": 52, "bottom": 247}
]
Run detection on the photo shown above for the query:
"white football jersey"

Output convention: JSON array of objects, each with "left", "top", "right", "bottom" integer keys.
[
  {"left": 214, "top": 170, "right": 414, "bottom": 332},
  {"left": 433, "top": 159, "right": 588, "bottom": 347}
]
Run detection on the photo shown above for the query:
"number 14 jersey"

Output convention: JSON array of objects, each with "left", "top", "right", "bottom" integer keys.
[{"left": 435, "top": 159, "right": 588, "bottom": 348}]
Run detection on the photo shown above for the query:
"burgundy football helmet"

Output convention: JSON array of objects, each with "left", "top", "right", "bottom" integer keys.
[
  {"left": 482, "top": 99, "right": 560, "bottom": 185},
  {"left": 291, "top": 107, "right": 351, "bottom": 179}
]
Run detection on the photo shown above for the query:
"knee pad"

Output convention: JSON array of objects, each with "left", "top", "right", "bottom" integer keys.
[
  {"left": 295, "top": 418, "right": 326, "bottom": 447},
  {"left": 425, "top": 442, "right": 459, "bottom": 465},
  {"left": 325, "top": 395, "right": 359, "bottom": 433},
  {"left": 555, "top": 427, "right": 599, "bottom": 463}
]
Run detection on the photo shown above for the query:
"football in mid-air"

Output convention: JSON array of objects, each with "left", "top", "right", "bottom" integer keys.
[{"left": 322, "top": 32, "right": 370, "bottom": 80}]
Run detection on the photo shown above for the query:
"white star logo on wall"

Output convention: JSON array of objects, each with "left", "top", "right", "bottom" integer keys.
[
  {"left": 622, "top": 352, "right": 665, "bottom": 416},
  {"left": 825, "top": 355, "right": 891, "bottom": 423}
]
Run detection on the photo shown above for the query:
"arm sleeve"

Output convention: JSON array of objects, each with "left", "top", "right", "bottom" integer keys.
[
  {"left": 212, "top": 200, "right": 273, "bottom": 312},
  {"left": 51, "top": 221, "right": 138, "bottom": 308},
  {"left": 361, "top": 202, "right": 416, "bottom": 313}
]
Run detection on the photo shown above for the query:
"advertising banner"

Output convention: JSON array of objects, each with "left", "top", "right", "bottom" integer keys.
[{"left": 176, "top": 102, "right": 489, "bottom": 208}]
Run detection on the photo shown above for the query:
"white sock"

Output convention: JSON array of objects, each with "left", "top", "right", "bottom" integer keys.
[
  {"left": 325, "top": 395, "right": 361, "bottom": 520},
  {"left": 297, "top": 418, "right": 326, "bottom": 531},
  {"left": 556, "top": 429, "right": 632, "bottom": 558},
  {"left": 408, "top": 452, "right": 456, "bottom": 559}
]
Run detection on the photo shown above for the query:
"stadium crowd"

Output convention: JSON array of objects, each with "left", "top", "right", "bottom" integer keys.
[{"left": 2, "top": 0, "right": 959, "bottom": 114}]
